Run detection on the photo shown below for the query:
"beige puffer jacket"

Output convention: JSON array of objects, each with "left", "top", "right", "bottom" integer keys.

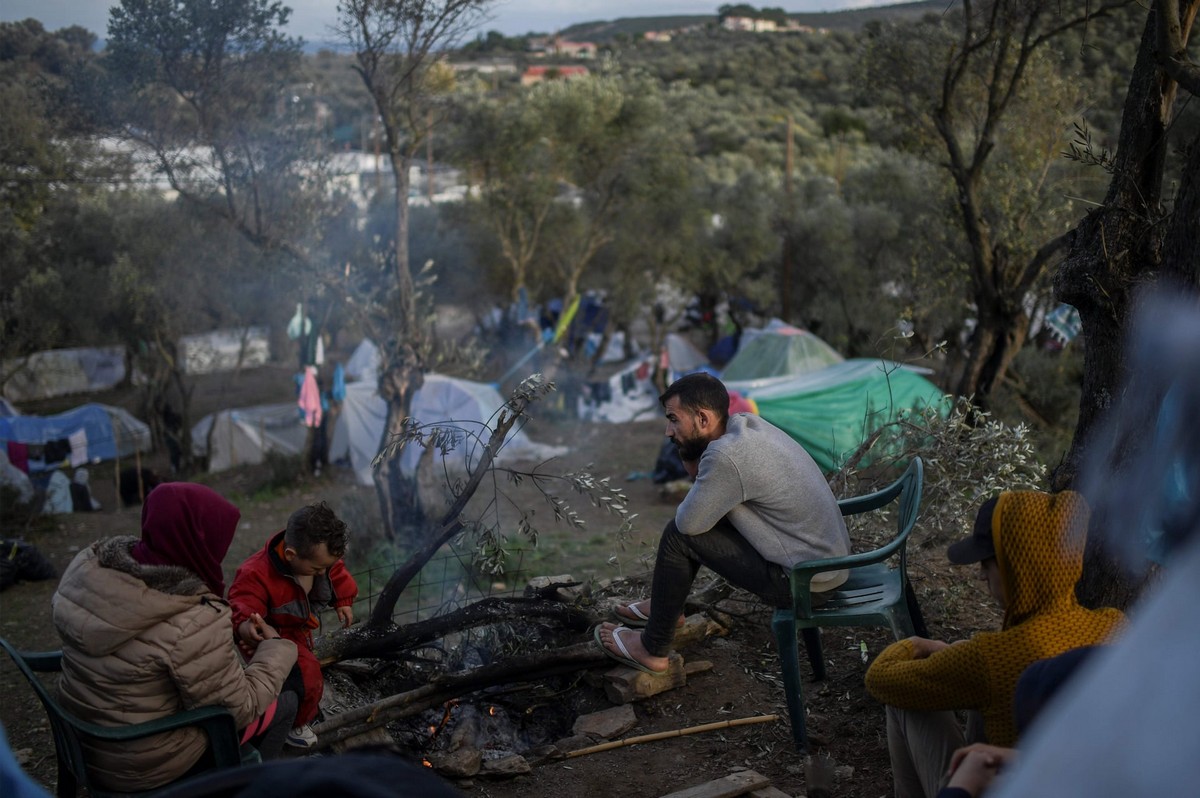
[{"left": 52, "top": 537, "right": 297, "bottom": 791}]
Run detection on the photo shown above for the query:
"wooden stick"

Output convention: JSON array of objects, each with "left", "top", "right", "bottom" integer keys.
[{"left": 565, "top": 714, "right": 778, "bottom": 759}]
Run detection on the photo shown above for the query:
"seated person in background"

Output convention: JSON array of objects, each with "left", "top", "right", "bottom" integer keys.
[
  {"left": 229, "top": 501, "right": 358, "bottom": 749},
  {"left": 119, "top": 466, "right": 163, "bottom": 506},
  {"left": 52, "top": 483, "right": 297, "bottom": 793},
  {"left": 68, "top": 468, "right": 100, "bottom": 512},
  {"left": 595, "top": 372, "right": 850, "bottom": 674},
  {"left": 865, "top": 492, "right": 1124, "bottom": 798}
]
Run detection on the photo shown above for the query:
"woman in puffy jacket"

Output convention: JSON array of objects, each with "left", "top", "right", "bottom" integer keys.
[{"left": 52, "top": 482, "right": 297, "bottom": 792}]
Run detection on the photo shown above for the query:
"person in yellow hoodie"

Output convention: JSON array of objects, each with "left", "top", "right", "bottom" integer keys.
[{"left": 864, "top": 490, "right": 1125, "bottom": 798}]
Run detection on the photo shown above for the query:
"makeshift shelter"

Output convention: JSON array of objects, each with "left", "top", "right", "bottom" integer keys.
[
  {"left": 178, "top": 327, "right": 270, "bottom": 375},
  {"left": 1, "top": 347, "right": 126, "bottom": 402},
  {"left": 345, "top": 339, "right": 381, "bottom": 382},
  {"left": 576, "top": 333, "right": 713, "bottom": 423},
  {"left": 191, "top": 404, "right": 308, "bottom": 472},
  {"left": 721, "top": 321, "right": 843, "bottom": 393},
  {"left": 748, "top": 359, "right": 948, "bottom": 473},
  {"left": 331, "top": 373, "right": 567, "bottom": 486},
  {"left": 0, "top": 403, "right": 151, "bottom": 471}
]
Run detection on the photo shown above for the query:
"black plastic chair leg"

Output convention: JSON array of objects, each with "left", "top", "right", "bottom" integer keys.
[
  {"left": 802, "top": 627, "right": 826, "bottom": 681},
  {"left": 905, "top": 582, "right": 929, "bottom": 638}
]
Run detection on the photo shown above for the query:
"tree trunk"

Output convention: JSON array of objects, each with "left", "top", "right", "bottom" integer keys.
[
  {"left": 1052, "top": 9, "right": 1176, "bottom": 494},
  {"left": 1052, "top": 3, "right": 1197, "bottom": 609},
  {"left": 373, "top": 348, "right": 426, "bottom": 548}
]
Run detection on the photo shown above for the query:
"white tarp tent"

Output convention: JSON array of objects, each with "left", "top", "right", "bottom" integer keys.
[
  {"left": 191, "top": 403, "right": 307, "bottom": 472},
  {"left": 344, "top": 339, "right": 381, "bottom": 382},
  {"left": 331, "top": 373, "right": 567, "bottom": 486},
  {"left": 179, "top": 327, "right": 270, "bottom": 375},
  {"left": 1, "top": 346, "right": 126, "bottom": 401}
]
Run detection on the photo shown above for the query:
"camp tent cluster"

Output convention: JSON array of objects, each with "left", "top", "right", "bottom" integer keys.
[
  {"left": 192, "top": 340, "right": 567, "bottom": 484},
  {"left": 582, "top": 320, "right": 947, "bottom": 473}
]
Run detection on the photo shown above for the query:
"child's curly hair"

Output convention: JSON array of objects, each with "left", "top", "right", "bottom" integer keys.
[{"left": 285, "top": 501, "right": 349, "bottom": 558}]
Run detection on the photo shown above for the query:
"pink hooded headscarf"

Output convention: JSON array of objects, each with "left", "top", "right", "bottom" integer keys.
[{"left": 131, "top": 483, "right": 240, "bottom": 597}]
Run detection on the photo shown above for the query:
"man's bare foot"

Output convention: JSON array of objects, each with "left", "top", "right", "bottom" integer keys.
[
  {"left": 597, "top": 622, "right": 670, "bottom": 673},
  {"left": 614, "top": 600, "right": 685, "bottom": 627}
]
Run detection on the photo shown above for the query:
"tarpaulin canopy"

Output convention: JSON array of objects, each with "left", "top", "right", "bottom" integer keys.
[
  {"left": 749, "top": 359, "right": 948, "bottom": 472},
  {"left": 1, "top": 347, "right": 126, "bottom": 402},
  {"left": 191, "top": 404, "right": 307, "bottom": 472},
  {"left": 0, "top": 403, "right": 151, "bottom": 470},
  {"left": 721, "top": 321, "right": 844, "bottom": 393},
  {"left": 331, "top": 373, "right": 568, "bottom": 486}
]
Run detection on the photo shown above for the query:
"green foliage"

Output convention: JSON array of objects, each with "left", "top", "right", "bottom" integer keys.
[{"left": 843, "top": 397, "right": 1047, "bottom": 547}]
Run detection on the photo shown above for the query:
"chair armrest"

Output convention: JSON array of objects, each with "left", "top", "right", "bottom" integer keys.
[
  {"left": 21, "top": 650, "right": 63, "bottom": 672},
  {"left": 838, "top": 483, "right": 902, "bottom": 516}
]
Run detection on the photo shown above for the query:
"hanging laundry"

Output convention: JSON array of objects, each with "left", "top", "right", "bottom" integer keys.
[
  {"left": 68, "top": 428, "right": 88, "bottom": 467},
  {"left": 298, "top": 366, "right": 322, "bottom": 428}
]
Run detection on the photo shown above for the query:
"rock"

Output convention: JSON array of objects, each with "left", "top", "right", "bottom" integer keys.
[
  {"left": 571, "top": 704, "right": 637, "bottom": 738},
  {"left": 431, "top": 747, "right": 482, "bottom": 778},
  {"left": 523, "top": 743, "right": 564, "bottom": 766},
  {"left": 478, "top": 753, "right": 531, "bottom": 777},
  {"left": 552, "top": 734, "right": 596, "bottom": 753},
  {"left": 834, "top": 765, "right": 855, "bottom": 780},
  {"left": 13, "top": 748, "right": 32, "bottom": 767}
]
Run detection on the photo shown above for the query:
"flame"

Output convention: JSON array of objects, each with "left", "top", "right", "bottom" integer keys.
[
  {"left": 488, "top": 706, "right": 497, "bottom": 717},
  {"left": 428, "top": 725, "right": 437, "bottom": 735},
  {"left": 422, "top": 759, "right": 433, "bottom": 768}
]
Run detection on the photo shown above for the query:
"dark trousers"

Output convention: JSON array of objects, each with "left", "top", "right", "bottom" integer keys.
[{"left": 641, "top": 518, "right": 793, "bottom": 656}]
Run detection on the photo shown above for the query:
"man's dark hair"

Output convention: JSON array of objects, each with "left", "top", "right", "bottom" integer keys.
[
  {"left": 285, "top": 501, "right": 349, "bottom": 558},
  {"left": 660, "top": 372, "right": 729, "bottom": 424}
]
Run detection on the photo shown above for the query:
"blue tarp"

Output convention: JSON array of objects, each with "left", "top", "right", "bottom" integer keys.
[{"left": 0, "top": 404, "right": 150, "bottom": 470}]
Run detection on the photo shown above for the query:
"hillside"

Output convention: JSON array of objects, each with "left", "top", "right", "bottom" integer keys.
[{"left": 558, "top": 1, "right": 946, "bottom": 41}]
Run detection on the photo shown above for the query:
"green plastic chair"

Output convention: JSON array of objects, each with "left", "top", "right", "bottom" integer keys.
[
  {"left": 0, "top": 636, "right": 258, "bottom": 798},
  {"left": 771, "top": 457, "right": 928, "bottom": 751}
]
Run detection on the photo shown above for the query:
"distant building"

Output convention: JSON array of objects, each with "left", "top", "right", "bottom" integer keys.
[
  {"left": 555, "top": 39, "right": 597, "bottom": 59},
  {"left": 520, "top": 65, "right": 590, "bottom": 86},
  {"left": 449, "top": 58, "right": 518, "bottom": 75},
  {"left": 526, "top": 35, "right": 597, "bottom": 59},
  {"left": 722, "top": 16, "right": 778, "bottom": 33},
  {"left": 643, "top": 31, "right": 673, "bottom": 42}
]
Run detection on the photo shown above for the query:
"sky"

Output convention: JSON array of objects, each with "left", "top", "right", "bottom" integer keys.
[{"left": 1, "top": 1, "right": 903, "bottom": 44}]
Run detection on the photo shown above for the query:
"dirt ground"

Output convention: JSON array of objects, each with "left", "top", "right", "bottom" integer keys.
[{"left": 0, "top": 364, "right": 998, "bottom": 798}]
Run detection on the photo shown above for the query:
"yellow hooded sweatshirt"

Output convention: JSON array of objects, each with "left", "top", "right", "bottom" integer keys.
[{"left": 864, "top": 490, "right": 1125, "bottom": 746}]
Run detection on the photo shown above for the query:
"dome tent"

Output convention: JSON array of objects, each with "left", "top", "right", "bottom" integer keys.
[
  {"left": 747, "top": 359, "right": 948, "bottom": 473},
  {"left": 720, "top": 320, "right": 844, "bottom": 393}
]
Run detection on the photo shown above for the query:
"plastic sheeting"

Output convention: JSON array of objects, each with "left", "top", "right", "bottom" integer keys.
[
  {"left": 721, "top": 321, "right": 843, "bottom": 393},
  {"left": 191, "top": 404, "right": 308, "bottom": 472},
  {"left": 330, "top": 373, "right": 567, "bottom": 486},
  {"left": 1, "top": 346, "right": 126, "bottom": 401},
  {"left": 749, "top": 359, "right": 948, "bottom": 473},
  {"left": 0, "top": 404, "right": 151, "bottom": 469},
  {"left": 344, "top": 339, "right": 381, "bottom": 382},
  {"left": 178, "top": 327, "right": 270, "bottom": 375}
]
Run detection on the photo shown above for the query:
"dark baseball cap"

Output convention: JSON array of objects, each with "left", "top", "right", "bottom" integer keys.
[{"left": 947, "top": 496, "right": 1000, "bottom": 564}]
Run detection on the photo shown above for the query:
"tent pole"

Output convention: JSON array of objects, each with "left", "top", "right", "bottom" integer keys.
[
  {"left": 135, "top": 447, "right": 144, "bottom": 503},
  {"left": 114, "top": 430, "right": 122, "bottom": 511}
]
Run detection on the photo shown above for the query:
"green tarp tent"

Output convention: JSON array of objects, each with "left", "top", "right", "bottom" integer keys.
[
  {"left": 722, "top": 322, "right": 844, "bottom": 392},
  {"left": 748, "top": 359, "right": 948, "bottom": 473}
]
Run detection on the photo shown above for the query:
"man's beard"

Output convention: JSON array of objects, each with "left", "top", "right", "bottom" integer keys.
[{"left": 674, "top": 434, "right": 708, "bottom": 463}]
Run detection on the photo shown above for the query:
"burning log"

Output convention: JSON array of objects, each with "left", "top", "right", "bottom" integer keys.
[
  {"left": 310, "top": 641, "right": 608, "bottom": 749},
  {"left": 316, "top": 596, "right": 595, "bottom": 663}
]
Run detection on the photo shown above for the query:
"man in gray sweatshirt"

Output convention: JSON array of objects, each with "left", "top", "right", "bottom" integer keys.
[{"left": 596, "top": 372, "right": 850, "bottom": 673}]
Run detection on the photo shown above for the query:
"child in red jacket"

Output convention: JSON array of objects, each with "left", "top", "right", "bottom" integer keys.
[{"left": 228, "top": 501, "right": 358, "bottom": 748}]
